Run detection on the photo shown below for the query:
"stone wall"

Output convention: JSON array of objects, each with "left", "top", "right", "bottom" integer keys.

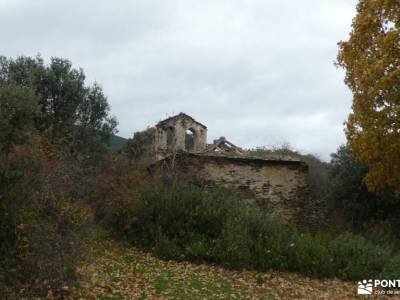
[
  {"left": 127, "top": 113, "right": 208, "bottom": 162},
  {"left": 149, "top": 153, "right": 319, "bottom": 228},
  {"left": 155, "top": 113, "right": 207, "bottom": 159}
]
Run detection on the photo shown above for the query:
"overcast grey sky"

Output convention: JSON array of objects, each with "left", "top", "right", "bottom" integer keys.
[{"left": 0, "top": 0, "right": 357, "bottom": 160}]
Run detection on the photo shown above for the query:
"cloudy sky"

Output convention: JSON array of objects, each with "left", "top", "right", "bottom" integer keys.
[{"left": 1, "top": 0, "right": 357, "bottom": 160}]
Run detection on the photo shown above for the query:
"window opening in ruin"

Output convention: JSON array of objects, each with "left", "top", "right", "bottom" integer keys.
[
  {"left": 166, "top": 127, "right": 175, "bottom": 152},
  {"left": 185, "top": 128, "right": 195, "bottom": 151}
]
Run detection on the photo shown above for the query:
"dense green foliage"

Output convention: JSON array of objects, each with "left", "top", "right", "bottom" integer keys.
[
  {"left": 0, "top": 56, "right": 116, "bottom": 298},
  {"left": 0, "top": 83, "right": 40, "bottom": 154},
  {"left": 327, "top": 145, "right": 400, "bottom": 235},
  {"left": 249, "top": 144, "right": 400, "bottom": 238},
  {"left": 0, "top": 55, "right": 117, "bottom": 160},
  {"left": 0, "top": 122, "right": 94, "bottom": 298},
  {"left": 97, "top": 182, "right": 400, "bottom": 281}
]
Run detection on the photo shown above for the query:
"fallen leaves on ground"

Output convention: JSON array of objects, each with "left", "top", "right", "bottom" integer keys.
[{"left": 67, "top": 238, "right": 391, "bottom": 300}]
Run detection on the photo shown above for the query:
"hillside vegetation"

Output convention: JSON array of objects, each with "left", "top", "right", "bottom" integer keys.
[{"left": 1, "top": 54, "right": 400, "bottom": 299}]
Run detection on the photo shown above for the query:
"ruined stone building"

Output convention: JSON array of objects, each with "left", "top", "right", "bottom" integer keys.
[
  {"left": 154, "top": 113, "right": 208, "bottom": 160},
  {"left": 130, "top": 113, "right": 318, "bottom": 227}
]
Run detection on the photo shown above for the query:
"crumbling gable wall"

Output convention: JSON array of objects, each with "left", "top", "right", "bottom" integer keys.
[
  {"left": 126, "top": 113, "right": 208, "bottom": 163},
  {"left": 155, "top": 113, "right": 207, "bottom": 159}
]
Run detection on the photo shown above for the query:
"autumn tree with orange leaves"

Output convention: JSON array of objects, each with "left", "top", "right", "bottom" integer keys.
[{"left": 337, "top": 0, "right": 400, "bottom": 192}]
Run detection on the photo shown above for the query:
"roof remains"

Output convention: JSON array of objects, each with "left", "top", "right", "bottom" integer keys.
[
  {"left": 139, "top": 112, "right": 302, "bottom": 163},
  {"left": 203, "top": 137, "right": 246, "bottom": 157},
  {"left": 156, "top": 112, "right": 207, "bottom": 129}
]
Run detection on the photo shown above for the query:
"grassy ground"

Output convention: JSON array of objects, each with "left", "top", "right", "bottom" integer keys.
[{"left": 62, "top": 235, "right": 388, "bottom": 300}]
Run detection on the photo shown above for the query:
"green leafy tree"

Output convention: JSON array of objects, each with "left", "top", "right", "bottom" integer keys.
[
  {"left": 337, "top": 0, "right": 400, "bottom": 192},
  {"left": 327, "top": 145, "right": 399, "bottom": 229},
  {"left": 0, "top": 77, "right": 93, "bottom": 298},
  {"left": 0, "top": 83, "right": 40, "bottom": 156},
  {"left": 74, "top": 83, "right": 118, "bottom": 156},
  {"left": 0, "top": 55, "right": 118, "bottom": 158}
]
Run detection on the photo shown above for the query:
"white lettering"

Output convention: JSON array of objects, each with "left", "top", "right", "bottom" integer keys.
[
  {"left": 389, "top": 280, "right": 397, "bottom": 288},
  {"left": 374, "top": 279, "right": 400, "bottom": 288}
]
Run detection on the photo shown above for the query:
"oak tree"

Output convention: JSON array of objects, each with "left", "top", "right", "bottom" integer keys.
[
  {"left": 0, "top": 55, "right": 117, "bottom": 159},
  {"left": 337, "top": 0, "right": 400, "bottom": 192},
  {"left": 0, "top": 84, "right": 39, "bottom": 156}
]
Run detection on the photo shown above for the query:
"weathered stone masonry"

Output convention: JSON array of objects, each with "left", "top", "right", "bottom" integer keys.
[
  {"left": 154, "top": 113, "right": 207, "bottom": 160},
  {"left": 148, "top": 153, "right": 317, "bottom": 226}
]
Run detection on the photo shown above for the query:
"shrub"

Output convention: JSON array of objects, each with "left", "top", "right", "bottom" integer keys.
[
  {"left": 288, "top": 233, "right": 333, "bottom": 277},
  {"left": 130, "top": 184, "right": 239, "bottom": 262},
  {"left": 329, "top": 233, "right": 391, "bottom": 280},
  {"left": 0, "top": 55, "right": 115, "bottom": 298},
  {"left": 326, "top": 145, "right": 400, "bottom": 234},
  {"left": 380, "top": 255, "right": 400, "bottom": 279},
  {"left": 91, "top": 154, "right": 146, "bottom": 235},
  {"left": 0, "top": 142, "right": 93, "bottom": 298},
  {"left": 109, "top": 183, "right": 400, "bottom": 281},
  {"left": 213, "top": 205, "right": 257, "bottom": 269}
]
